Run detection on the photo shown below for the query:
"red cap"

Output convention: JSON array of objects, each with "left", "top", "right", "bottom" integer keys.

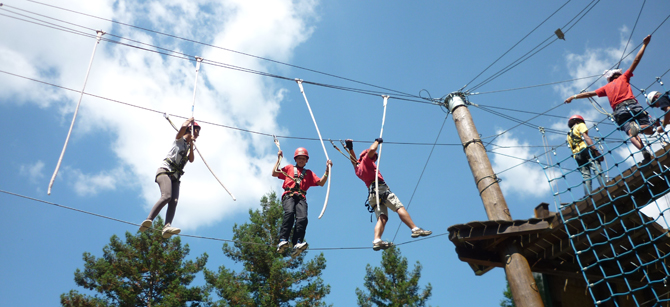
[{"left": 568, "top": 115, "right": 584, "bottom": 128}]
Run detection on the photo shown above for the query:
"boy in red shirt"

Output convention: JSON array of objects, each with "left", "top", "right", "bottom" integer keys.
[
  {"left": 565, "top": 35, "right": 654, "bottom": 163},
  {"left": 272, "top": 147, "right": 332, "bottom": 257},
  {"left": 351, "top": 138, "right": 432, "bottom": 251}
]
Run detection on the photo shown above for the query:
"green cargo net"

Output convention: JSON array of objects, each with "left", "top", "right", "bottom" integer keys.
[{"left": 540, "top": 103, "right": 670, "bottom": 306}]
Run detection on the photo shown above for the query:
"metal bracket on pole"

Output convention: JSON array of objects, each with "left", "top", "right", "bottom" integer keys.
[{"left": 445, "top": 92, "right": 466, "bottom": 113}]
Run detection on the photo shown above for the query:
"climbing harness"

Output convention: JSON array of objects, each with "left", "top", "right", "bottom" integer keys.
[
  {"left": 48, "top": 30, "right": 105, "bottom": 195},
  {"left": 283, "top": 166, "right": 307, "bottom": 198},
  {"left": 164, "top": 115, "right": 236, "bottom": 200},
  {"left": 272, "top": 135, "right": 304, "bottom": 187},
  {"left": 295, "top": 79, "right": 331, "bottom": 219},
  {"left": 375, "top": 95, "right": 389, "bottom": 210}
]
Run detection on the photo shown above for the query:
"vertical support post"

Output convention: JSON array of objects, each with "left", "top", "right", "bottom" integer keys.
[{"left": 446, "top": 93, "right": 544, "bottom": 307}]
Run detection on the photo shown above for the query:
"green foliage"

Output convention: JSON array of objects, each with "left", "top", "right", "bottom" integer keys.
[
  {"left": 204, "top": 192, "right": 331, "bottom": 307},
  {"left": 60, "top": 216, "right": 209, "bottom": 307},
  {"left": 500, "top": 281, "right": 515, "bottom": 307},
  {"left": 355, "top": 245, "right": 433, "bottom": 307}
]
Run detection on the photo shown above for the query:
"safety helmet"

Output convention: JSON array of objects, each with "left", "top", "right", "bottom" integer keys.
[
  {"left": 647, "top": 91, "right": 661, "bottom": 106},
  {"left": 358, "top": 149, "right": 377, "bottom": 162},
  {"left": 294, "top": 147, "right": 309, "bottom": 161},
  {"left": 603, "top": 69, "right": 623, "bottom": 82},
  {"left": 568, "top": 115, "right": 585, "bottom": 128}
]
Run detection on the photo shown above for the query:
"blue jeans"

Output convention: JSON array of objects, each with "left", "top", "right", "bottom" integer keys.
[{"left": 575, "top": 150, "right": 605, "bottom": 196}]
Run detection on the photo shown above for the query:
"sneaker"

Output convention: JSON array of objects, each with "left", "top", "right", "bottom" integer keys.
[
  {"left": 411, "top": 228, "right": 433, "bottom": 238},
  {"left": 139, "top": 219, "right": 152, "bottom": 232},
  {"left": 630, "top": 122, "right": 641, "bottom": 137},
  {"left": 277, "top": 240, "right": 289, "bottom": 253},
  {"left": 372, "top": 240, "right": 393, "bottom": 251},
  {"left": 291, "top": 242, "right": 309, "bottom": 257},
  {"left": 162, "top": 226, "right": 181, "bottom": 238}
]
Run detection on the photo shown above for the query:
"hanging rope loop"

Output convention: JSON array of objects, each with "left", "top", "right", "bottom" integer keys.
[{"left": 295, "top": 79, "right": 332, "bottom": 219}]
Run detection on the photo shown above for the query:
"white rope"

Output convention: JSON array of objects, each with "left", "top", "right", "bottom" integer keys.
[
  {"left": 376, "top": 95, "right": 389, "bottom": 208},
  {"left": 48, "top": 30, "right": 105, "bottom": 195},
  {"left": 164, "top": 115, "right": 235, "bottom": 200},
  {"left": 295, "top": 79, "right": 331, "bottom": 219},
  {"left": 190, "top": 56, "right": 202, "bottom": 129}
]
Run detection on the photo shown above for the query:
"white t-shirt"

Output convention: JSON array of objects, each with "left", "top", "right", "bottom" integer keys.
[{"left": 160, "top": 138, "right": 190, "bottom": 179}]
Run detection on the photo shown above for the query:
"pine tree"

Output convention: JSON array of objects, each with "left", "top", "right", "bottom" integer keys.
[
  {"left": 500, "top": 281, "right": 515, "bottom": 307},
  {"left": 355, "top": 245, "right": 433, "bottom": 307},
  {"left": 204, "top": 192, "right": 331, "bottom": 307},
  {"left": 60, "top": 216, "right": 209, "bottom": 307}
]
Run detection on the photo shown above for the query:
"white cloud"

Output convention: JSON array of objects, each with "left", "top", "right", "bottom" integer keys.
[
  {"left": 0, "top": 0, "right": 320, "bottom": 230},
  {"left": 490, "top": 132, "right": 551, "bottom": 198},
  {"left": 69, "top": 167, "right": 123, "bottom": 197},
  {"left": 19, "top": 160, "right": 45, "bottom": 184}
]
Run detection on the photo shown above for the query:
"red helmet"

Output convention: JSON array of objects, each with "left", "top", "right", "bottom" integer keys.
[
  {"left": 568, "top": 115, "right": 584, "bottom": 128},
  {"left": 294, "top": 147, "right": 309, "bottom": 161}
]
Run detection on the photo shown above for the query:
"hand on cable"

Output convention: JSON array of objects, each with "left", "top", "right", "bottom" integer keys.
[
  {"left": 345, "top": 139, "right": 354, "bottom": 150},
  {"left": 278, "top": 150, "right": 283, "bottom": 157},
  {"left": 326, "top": 160, "right": 333, "bottom": 168},
  {"left": 375, "top": 137, "right": 383, "bottom": 144}
]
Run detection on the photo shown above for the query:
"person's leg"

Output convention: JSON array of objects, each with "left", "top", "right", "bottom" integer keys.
[
  {"left": 279, "top": 195, "right": 296, "bottom": 244},
  {"left": 147, "top": 174, "right": 172, "bottom": 221},
  {"left": 396, "top": 208, "right": 417, "bottom": 230},
  {"left": 293, "top": 198, "right": 309, "bottom": 243},
  {"left": 579, "top": 163, "right": 592, "bottom": 195},
  {"left": 592, "top": 160, "right": 606, "bottom": 190},
  {"left": 164, "top": 180, "right": 180, "bottom": 226},
  {"left": 374, "top": 214, "right": 388, "bottom": 241}
]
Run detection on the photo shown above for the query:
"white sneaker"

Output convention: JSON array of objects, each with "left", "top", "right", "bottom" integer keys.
[
  {"left": 277, "top": 240, "right": 289, "bottom": 253},
  {"left": 162, "top": 226, "right": 181, "bottom": 238},
  {"left": 139, "top": 219, "right": 152, "bottom": 232},
  {"left": 291, "top": 242, "right": 309, "bottom": 257}
]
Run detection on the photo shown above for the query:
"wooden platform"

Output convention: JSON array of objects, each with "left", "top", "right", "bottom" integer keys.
[{"left": 448, "top": 145, "right": 670, "bottom": 306}]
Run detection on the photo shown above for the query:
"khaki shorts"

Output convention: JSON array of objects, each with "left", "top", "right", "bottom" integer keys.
[{"left": 368, "top": 183, "right": 404, "bottom": 219}]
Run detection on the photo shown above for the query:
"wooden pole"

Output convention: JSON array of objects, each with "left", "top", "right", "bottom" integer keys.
[{"left": 446, "top": 93, "right": 544, "bottom": 307}]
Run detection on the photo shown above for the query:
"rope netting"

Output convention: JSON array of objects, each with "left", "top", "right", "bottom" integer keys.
[{"left": 540, "top": 101, "right": 670, "bottom": 306}]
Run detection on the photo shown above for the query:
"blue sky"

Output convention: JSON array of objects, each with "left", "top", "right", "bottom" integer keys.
[{"left": 2, "top": 1, "right": 670, "bottom": 306}]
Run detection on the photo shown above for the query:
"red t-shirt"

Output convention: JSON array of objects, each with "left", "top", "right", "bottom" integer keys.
[
  {"left": 278, "top": 164, "right": 321, "bottom": 197},
  {"left": 595, "top": 70, "right": 637, "bottom": 110},
  {"left": 355, "top": 151, "right": 385, "bottom": 187}
]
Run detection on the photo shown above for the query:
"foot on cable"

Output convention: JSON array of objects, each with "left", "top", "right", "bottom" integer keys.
[
  {"left": 411, "top": 227, "right": 432, "bottom": 238},
  {"left": 162, "top": 225, "right": 181, "bottom": 238},
  {"left": 277, "top": 240, "right": 290, "bottom": 253},
  {"left": 291, "top": 241, "right": 309, "bottom": 258},
  {"left": 139, "top": 219, "right": 152, "bottom": 232},
  {"left": 630, "top": 122, "right": 641, "bottom": 138},
  {"left": 372, "top": 240, "right": 393, "bottom": 251}
]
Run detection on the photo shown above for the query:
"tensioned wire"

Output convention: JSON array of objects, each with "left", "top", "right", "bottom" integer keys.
[
  {"left": 14, "top": 0, "right": 420, "bottom": 100},
  {"left": 0, "top": 69, "right": 566, "bottom": 150},
  {"left": 466, "top": 0, "right": 602, "bottom": 93},
  {"left": 0, "top": 189, "right": 447, "bottom": 251},
  {"left": 0, "top": 8, "right": 433, "bottom": 105}
]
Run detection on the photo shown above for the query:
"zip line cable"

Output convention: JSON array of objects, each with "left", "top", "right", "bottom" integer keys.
[
  {"left": 0, "top": 7, "right": 436, "bottom": 105},
  {"left": 0, "top": 189, "right": 445, "bottom": 251},
  {"left": 12, "top": 1, "right": 421, "bottom": 100},
  {"left": 616, "top": 0, "right": 646, "bottom": 69},
  {"left": 469, "top": 74, "right": 601, "bottom": 96},
  {"left": 461, "top": 0, "right": 572, "bottom": 90},
  {"left": 479, "top": 103, "right": 566, "bottom": 146},
  {"left": 467, "top": 0, "right": 601, "bottom": 93},
  {"left": 390, "top": 114, "right": 449, "bottom": 243},
  {"left": 472, "top": 101, "right": 615, "bottom": 126}
]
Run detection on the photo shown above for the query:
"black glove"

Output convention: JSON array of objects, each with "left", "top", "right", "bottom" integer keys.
[
  {"left": 345, "top": 139, "right": 353, "bottom": 150},
  {"left": 375, "top": 137, "right": 383, "bottom": 144}
]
